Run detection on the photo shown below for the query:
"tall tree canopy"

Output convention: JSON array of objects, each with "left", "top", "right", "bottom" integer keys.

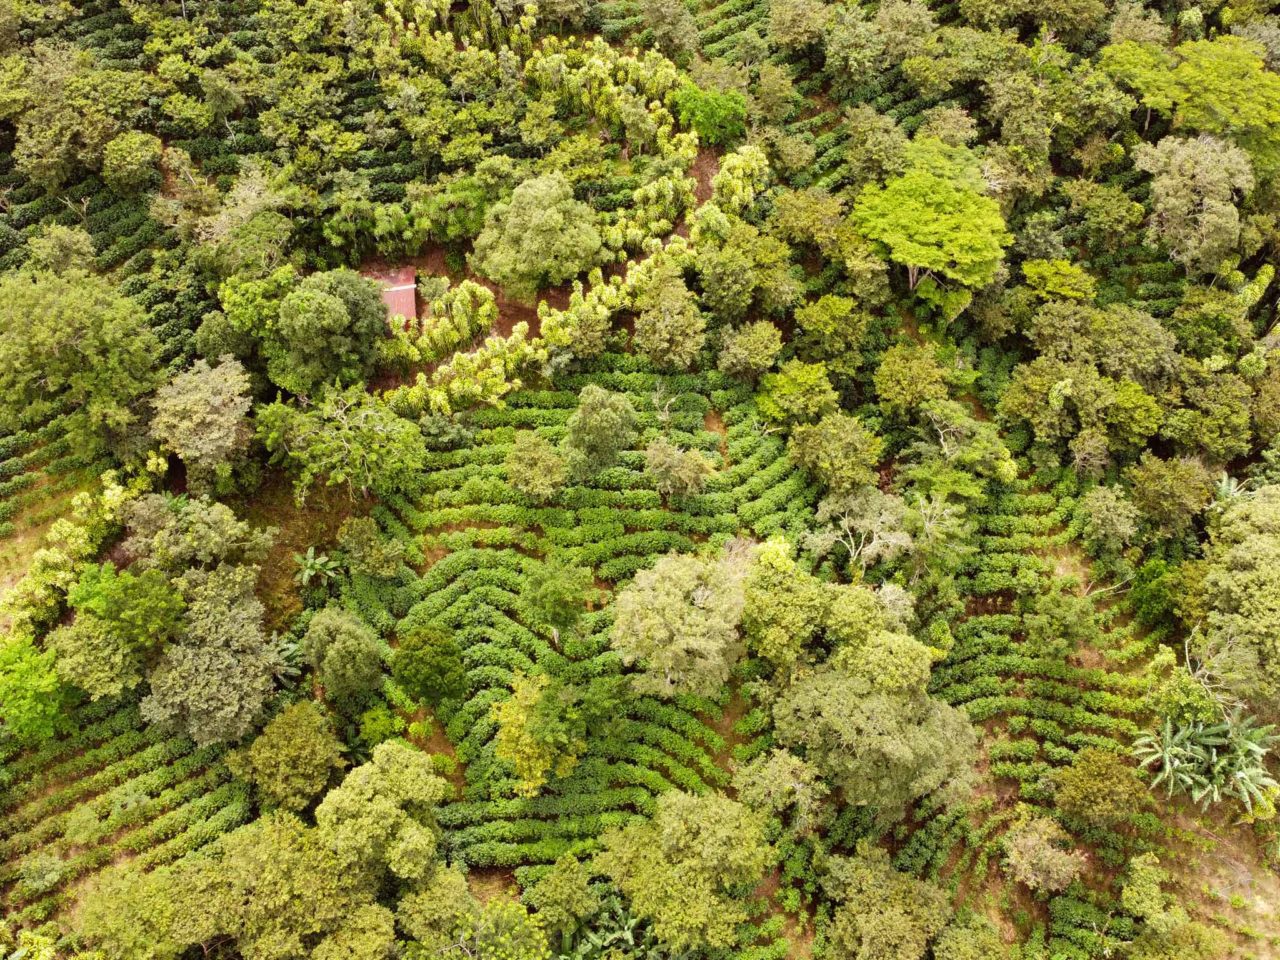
[{"left": 851, "top": 138, "right": 1011, "bottom": 291}]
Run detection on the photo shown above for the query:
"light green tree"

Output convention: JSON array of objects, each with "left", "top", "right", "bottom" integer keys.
[
  {"left": 851, "top": 138, "right": 1011, "bottom": 290},
  {"left": 491, "top": 672, "right": 608, "bottom": 797},
  {"left": 1103, "top": 36, "right": 1280, "bottom": 176},
  {"left": 103, "top": 129, "right": 162, "bottom": 194},
  {"left": 758, "top": 360, "right": 838, "bottom": 423},
  {"left": 0, "top": 269, "right": 160, "bottom": 456},
  {"left": 611, "top": 551, "right": 746, "bottom": 698},
  {"left": 236, "top": 701, "right": 346, "bottom": 812},
  {"left": 67, "top": 562, "right": 185, "bottom": 652},
  {"left": 0, "top": 639, "right": 67, "bottom": 744},
  {"left": 46, "top": 616, "right": 144, "bottom": 700},
  {"left": 595, "top": 791, "right": 771, "bottom": 951}
]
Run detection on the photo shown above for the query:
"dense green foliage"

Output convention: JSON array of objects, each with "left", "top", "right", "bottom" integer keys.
[{"left": 1, "top": 0, "right": 1279, "bottom": 956}]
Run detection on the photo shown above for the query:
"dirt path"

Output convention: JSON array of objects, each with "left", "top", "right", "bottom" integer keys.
[
  {"left": 704, "top": 409, "right": 730, "bottom": 466},
  {"left": 690, "top": 146, "right": 719, "bottom": 205},
  {"left": 706, "top": 686, "right": 749, "bottom": 793}
]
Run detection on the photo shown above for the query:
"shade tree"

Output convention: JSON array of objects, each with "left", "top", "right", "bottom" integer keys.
[
  {"left": 233, "top": 700, "right": 346, "bottom": 812},
  {"left": 644, "top": 436, "right": 714, "bottom": 500},
  {"left": 149, "top": 357, "right": 253, "bottom": 493},
  {"left": 258, "top": 386, "right": 428, "bottom": 503},
  {"left": 741, "top": 537, "right": 831, "bottom": 671},
  {"left": 1052, "top": 747, "right": 1148, "bottom": 828},
  {"left": 1200, "top": 484, "right": 1280, "bottom": 701},
  {"left": 1134, "top": 135, "right": 1254, "bottom": 276},
  {"left": 392, "top": 623, "right": 467, "bottom": 706},
  {"left": 670, "top": 82, "right": 748, "bottom": 146},
  {"left": 874, "top": 343, "right": 949, "bottom": 417},
  {"left": 45, "top": 616, "right": 144, "bottom": 701},
  {"left": 24, "top": 223, "right": 95, "bottom": 273},
  {"left": 75, "top": 812, "right": 388, "bottom": 960},
  {"left": 102, "top": 129, "right": 162, "bottom": 194},
  {"left": 471, "top": 173, "right": 602, "bottom": 300},
  {"left": 560, "top": 385, "right": 639, "bottom": 480},
  {"left": 932, "top": 914, "right": 1011, "bottom": 960},
  {"left": 0, "top": 639, "right": 66, "bottom": 744},
  {"left": 1002, "top": 815, "right": 1087, "bottom": 894},
  {"left": 141, "top": 564, "right": 281, "bottom": 746},
  {"left": 10, "top": 43, "right": 148, "bottom": 190},
  {"left": 217, "top": 267, "right": 388, "bottom": 397},
  {"left": 757, "top": 360, "right": 838, "bottom": 423},
  {"left": 594, "top": 791, "right": 771, "bottom": 951},
  {"left": 1102, "top": 36, "right": 1280, "bottom": 177},
  {"left": 638, "top": 0, "right": 699, "bottom": 63},
  {"left": 336, "top": 516, "right": 407, "bottom": 578},
  {"left": 0, "top": 269, "right": 160, "bottom": 458},
  {"left": 1124, "top": 453, "right": 1215, "bottom": 537},
  {"left": 822, "top": 844, "right": 951, "bottom": 960},
  {"left": 522, "top": 854, "right": 599, "bottom": 947},
  {"left": 851, "top": 137, "right": 1011, "bottom": 292},
  {"left": 506, "top": 431, "right": 568, "bottom": 502},
  {"left": 303, "top": 606, "right": 386, "bottom": 714},
  {"left": 787, "top": 412, "right": 883, "bottom": 495},
  {"left": 120, "top": 494, "right": 274, "bottom": 577},
  {"left": 773, "top": 631, "right": 976, "bottom": 823},
  {"left": 518, "top": 557, "right": 599, "bottom": 642},
  {"left": 732, "top": 748, "right": 831, "bottom": 837},
  {"left": 492, "top": 671, "right": 619, "bottom": 796},
  {"left": 610, "top": 550, "right": 746, "bottom": 698},
  {"left": 314, "top": 740, "right": 451, "bottom": 882},
  {"left": 67, "top": 562, "right": 185, "bottom": 652},
  {"left": 631, "top": 256, "right": 706, "bottom": 370},
  {"left": 717, "top": 321, "right": 783, "bottom": 381},
  {"left": 793, "top": 294, "right": 871, "bottom": 374}
]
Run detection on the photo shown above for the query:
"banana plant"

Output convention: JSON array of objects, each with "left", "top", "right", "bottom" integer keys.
[
  {"left": 293, "top": 546, "right": 341, "bottom": 586},
  {"left": 1133, "top": 718, "right": 1207, "bottom": 798},
  {"left": 566, "top": 896, "right": 691, "bottom": 960},
  {"left": 1137, "top": 714, "right": 1279, "bottom": 815}
]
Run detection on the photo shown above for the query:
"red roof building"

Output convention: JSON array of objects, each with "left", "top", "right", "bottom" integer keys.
[{"left": 362, "top": 265, "right": 417, "bottom": 326}]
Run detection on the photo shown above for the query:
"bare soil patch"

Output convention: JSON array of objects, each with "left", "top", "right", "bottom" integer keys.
[{"left": 690, "top": 146, "right": 720, "bottom": 205}]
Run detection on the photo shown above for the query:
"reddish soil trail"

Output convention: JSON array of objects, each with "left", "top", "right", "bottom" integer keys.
[{"left": 691, "top": 146, "right": 720, "bottom": 205}]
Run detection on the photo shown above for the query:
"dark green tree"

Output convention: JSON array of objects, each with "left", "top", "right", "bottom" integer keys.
[
  {"left": 392, "top": 623, "right": 467, "bottom": 706},
  {"left": 561, "top": 385, "right": 639, "bottom": 480}
]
